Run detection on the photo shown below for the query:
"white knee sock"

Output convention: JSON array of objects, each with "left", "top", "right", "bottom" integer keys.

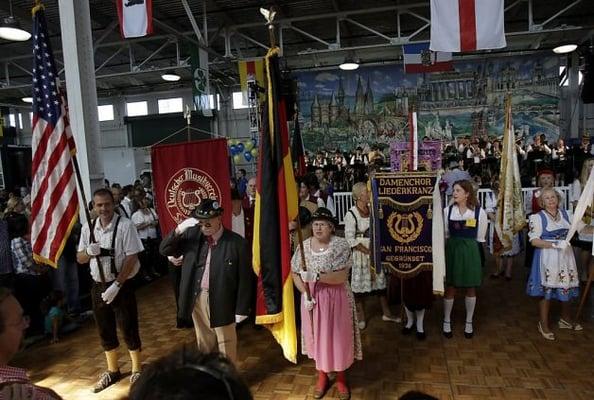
[
  {"left": 404, "top": 306, "right": 414, "bottom": 328},
  {"left": 443, "top": 298, "right": 454, "bottom": 332},
  {"left": 415, "top": 309, "right": 425, "bottom": 333},
  {"left": 465, "top": 296, "right": 476, "bottom": 333}
]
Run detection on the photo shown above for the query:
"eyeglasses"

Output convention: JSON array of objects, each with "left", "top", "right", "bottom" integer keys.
[{"left": 312, "top": 222, "right": 331, "bottom": 228}]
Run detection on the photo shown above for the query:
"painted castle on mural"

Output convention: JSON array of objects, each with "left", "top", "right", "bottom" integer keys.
[{"left": 296, "top": 54, "right": 559, "bottom": 152}]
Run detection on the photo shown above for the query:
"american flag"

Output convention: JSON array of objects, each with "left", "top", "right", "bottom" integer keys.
[{"left": 30, "top": 5, "right": 79, "bottom": 268}]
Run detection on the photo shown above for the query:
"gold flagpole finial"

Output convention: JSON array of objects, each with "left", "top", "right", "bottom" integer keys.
[{"left": 32, "top": 0, "right": 44, "bottom": 16}]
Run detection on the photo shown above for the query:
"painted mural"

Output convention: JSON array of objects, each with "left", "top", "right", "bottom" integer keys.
[{"left": 294, "top": 54, "right": 559, "bottom": 152}]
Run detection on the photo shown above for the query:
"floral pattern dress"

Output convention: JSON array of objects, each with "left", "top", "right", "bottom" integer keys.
[{"left": 291, "top": 236, "right": 362, "bottom": 372}]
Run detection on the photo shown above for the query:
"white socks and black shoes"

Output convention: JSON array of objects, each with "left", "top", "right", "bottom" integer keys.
[
  {"left": 415, "top": 309, "right": 426, "bottom": 341},
  {"left": 443, "top": 298, "right": 454, "bottom": 338},
  {"left": 464, "top": 296, "right": 476, "bottom": 339},
  {"left": 402, "top": 307, "right": 414, "bottom": 335}
]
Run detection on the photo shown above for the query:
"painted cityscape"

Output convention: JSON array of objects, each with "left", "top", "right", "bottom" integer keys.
[{"left": 294, "top": 54, "right": 559, "bottom": 152}]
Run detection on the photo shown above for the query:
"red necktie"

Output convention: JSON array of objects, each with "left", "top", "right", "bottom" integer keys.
[{"left": 206, "top": 236, "right": 215, "bottom": 247}]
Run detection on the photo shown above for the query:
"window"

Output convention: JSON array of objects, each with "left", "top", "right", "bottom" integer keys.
[
  {"left": 8, "top": 114, "right": 16, "bottom": 127},
  {"left": 98, "top": 104, "right": 114, "bottom": 121},
  {"left": 158, "top": 97, "right": 183, "bottom": 114},
  {"left": 17, "top": 113, "right": 23, "bottom": 129},
  {"left": 232, "top": 91, "right": 248, "bottom": 109},
  {"left": 126, "top": 101, "right": 148, "bottom": 117},
  {"left": 29, "top": 112, "right": 33, "bottom": 124}
]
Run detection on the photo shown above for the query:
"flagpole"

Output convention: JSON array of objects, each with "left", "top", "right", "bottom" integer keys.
[{"left": 71, "top": 154, "right": 107, "bottom": 286}]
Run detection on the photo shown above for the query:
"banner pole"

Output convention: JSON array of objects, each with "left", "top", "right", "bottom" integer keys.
[{"left": 71, "top": 154, "right": 106, "bottom": 286}]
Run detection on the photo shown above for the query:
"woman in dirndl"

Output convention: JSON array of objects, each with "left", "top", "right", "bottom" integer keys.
[
  {"left": 292, "top": 208, "right": 361, "bottom": 400},
  {"left": 443, "top": 180, "right": 488, "bottom": 339},
  {"left": 344, "top": 182, "right": 399, "bottom": 331},
  {"left": 526, "top": 187, "right": 593, "bottom": 340}
]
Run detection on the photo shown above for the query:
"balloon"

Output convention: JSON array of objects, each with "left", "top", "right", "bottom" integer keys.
[
  {"left": 245, "top": 140, "right": 254, "bottom": 151},
  {"left": 251, "top": 138, "right": 257, "bottom": 146},
  {"left": 237, "top": 142, "right": 245, "bottom": 152},
  {"left": 233, "top": 154, "right": 242, "bottom": 164},
  {"left": 250, "top": 148, "right": 258, "bottom": 157},
  {"left": 244, "top": 151, "right": 252, "bottom": 162},
  {"left": 229, "top": 144, "right": 237, "bottom": 155}
]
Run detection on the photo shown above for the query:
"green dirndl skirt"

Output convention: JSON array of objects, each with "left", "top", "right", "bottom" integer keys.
[{"left": 446, "top": 236, "right": 482, "bottom": 288}]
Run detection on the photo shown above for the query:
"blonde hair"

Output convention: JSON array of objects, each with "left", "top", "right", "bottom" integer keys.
[
  {"left": 579, "top": 159, "right": 594, "bottom": 187},
  {"left": 538, "top": 187, "right": 562, "bottom": 210},
  {"left": 351, "top": 182, "right": 368, "bottom": 201}
]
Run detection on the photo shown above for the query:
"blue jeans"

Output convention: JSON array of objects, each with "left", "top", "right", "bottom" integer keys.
[{"left": 52, "top": 256, "right": 81, "bottom": 314}]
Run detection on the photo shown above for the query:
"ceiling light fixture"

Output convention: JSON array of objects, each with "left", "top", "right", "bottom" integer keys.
[
  {"left": 553, "top": 44, "right": 578, "bottom": 54},
  {"left": 161, "top": 72, "right": 181, "bottom": 82},
  {"left": 339, "top": 58, "right": 359, "bottom": 71},
  {"left": 21, "top": 97, "right": 33, "bottom": 103},
  {"left": 0, "top": 1, "right": 31, "bottom": 42}
]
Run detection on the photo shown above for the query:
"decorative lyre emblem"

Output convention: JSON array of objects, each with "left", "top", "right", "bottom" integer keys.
[{"left": 387, "top": 211, "right": 424, "bottom": 243}]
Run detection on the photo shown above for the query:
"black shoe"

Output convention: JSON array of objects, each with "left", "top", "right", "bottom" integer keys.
[
  {"left": 505, "top": 276, "right": 512, "bottom": 281},
  {"left": 464, "top": 331, "right": 474, "bottom": 339},
  {"left": 401, "top": 325, "right": 414, "bottom": 335},
  {"left": 93, "top": 370, "right": 121, "bottom": 393},
  {"left": 130, "top": 371, "right": 142, "bottom": 384},
  {"left": 416, "top": 331, "right": 426, "bottom": 341},
  {"left": 442, "top": 330, "right": 453, "bottom": 339}
]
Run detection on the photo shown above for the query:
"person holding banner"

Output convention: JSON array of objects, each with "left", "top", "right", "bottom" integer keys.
[
  {"left": 443, "top": 180, "right": 488, "bottom": 339},
  {"left": 344, "top": 182, "right": 399, "bottom": 330},
  {"left": 291, "top": 208, "right": 361, "bottom": 400},
  {"left": 572, "top": 159, "right": 594, "bottom": 283},
  {"left": 159, "top": 199, "right": 252, "bottom": 364},
  {"left": 76, "top": 188, "right": 145, "bottom": 392},
  {"left": 526, "top": 187, "right": 593, "bottom": 340}
]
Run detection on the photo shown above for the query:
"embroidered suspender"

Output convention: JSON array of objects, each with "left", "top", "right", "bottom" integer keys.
[{"left": 91, "top": 216, "right": 121, "bottom": 277}]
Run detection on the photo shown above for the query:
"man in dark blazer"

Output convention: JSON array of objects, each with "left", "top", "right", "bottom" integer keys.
[{"left": 159, "top": 199, "right": 252, "bottom": 364}]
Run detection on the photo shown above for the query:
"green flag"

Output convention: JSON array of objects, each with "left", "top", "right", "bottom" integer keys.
[{"left": 190, "top": 46, "right": 212, "bottom": 117}]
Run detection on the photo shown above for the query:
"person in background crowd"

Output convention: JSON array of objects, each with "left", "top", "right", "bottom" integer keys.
[
  {"left": 132, "top": 198, "right": 161, "bottom": 281},
  {"left": 10, "top": 212, "right": 49, "bottom": 336},
  {"left": 140, "top": 172, "right": 153, "bottom": 202},
  {"left": 485, "top": 177, "right": 521, "bottom": 280},
  {"left": 305, "top": 174, "right": 336, "bottom": 217},
  {"left": 112, "top": 186, "right": 130, "bottom": 219},
  {"left": 291, "top": 208, "right": 361, "bottom": 400},
  {"left": 0, "top": 288, "right": 62, "bottom": 399},
  {"left": 127, "top": 348, "right": 253, "bottom": 400},
  {"left": 572, "top": 158, "right": 594, "bottom": 284},
  {"left": 235, "top": 169, "right": 248, "bottom": 197},
  {"left": 121, "top": 185, "right": 135, "bottom": 218},
  {"left": 5, "top": 196, "right": 26, "bottom": 216},
  {"left": 0, "top": 211, "right": 14, "bottom": 289},
  {"left": 77, "top": 188, "right": 145, "bottom": 392},
  {"left": 526, "top": 187, "right": 593, "bottom": 340},
  {"left": 442, "top": 180, "right": 488, "bottom": 339},
  {"left": 230, "top": 189, "right": 246, "bottom": 239},
  {"left": 52, "top": 222, "right": 81, "bottom": 318},
  {"left": 43, "top": 290, "right": 65, "bottom": 344},
  {"left": 241, "top": 177, "right": 257, "bottom": 245},
  {"left": 313, "top": 151, "right": 328, "bottom": 168},
  {"left": 159, "top": 199, "right": 253, "bottom": 364},
  {"left": 442, "top": 159, "right": 471, "bottom": 197},
  {"left": 344, "top": 183, "right": 399, "bottom": 331}
]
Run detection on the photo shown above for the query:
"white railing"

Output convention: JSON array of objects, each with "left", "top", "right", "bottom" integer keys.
[{"left": 332, "top": 186, "right": 572, "bottom": 225}]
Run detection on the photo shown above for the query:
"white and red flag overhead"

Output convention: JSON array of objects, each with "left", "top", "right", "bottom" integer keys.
[
  {"left": 116, "top": 0, "right": 153, "bottom": 39},
  {"left": 31, "top": 4, "right": 79, "bottom": 268},
  {"left": 429, "top": 0, "right": 506, "bottom": 53}
]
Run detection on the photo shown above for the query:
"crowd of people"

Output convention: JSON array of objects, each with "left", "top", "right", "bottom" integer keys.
[{"left": 0, "top": 131, "right": 593, "bottom": 399}]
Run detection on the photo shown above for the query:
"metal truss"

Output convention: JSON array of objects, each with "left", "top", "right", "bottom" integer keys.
[{"left": 0, "top": 0, "right": 589, "bottom": 92}]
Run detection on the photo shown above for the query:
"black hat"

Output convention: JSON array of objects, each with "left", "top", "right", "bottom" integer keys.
[
  {"left": 311, "top": 207, "right": 337, "bottom": 227},
  {"left": 192, "top": 198, "right": 224, "bottom": 219}
]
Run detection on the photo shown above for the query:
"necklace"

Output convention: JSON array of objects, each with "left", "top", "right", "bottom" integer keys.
[
  {"left": 312, "top": 239, "right": 329, "bottom": 252},
  {"left": 545, "top": 209, "right": 559, "bottom": 220}
]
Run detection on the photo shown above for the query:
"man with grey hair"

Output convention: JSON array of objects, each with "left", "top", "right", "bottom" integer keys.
[{"left": 0, "top": 288, "right": 62, "bottom": 399}]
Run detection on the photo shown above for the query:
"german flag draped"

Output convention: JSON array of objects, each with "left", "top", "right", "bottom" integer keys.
[{"left": 252, "top": 47, "right": 298, "bottom": 363}]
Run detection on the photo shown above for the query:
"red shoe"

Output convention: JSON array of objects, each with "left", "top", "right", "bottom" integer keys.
[{"left": 313, "top": 371, "right": 329, "bottom": 399}]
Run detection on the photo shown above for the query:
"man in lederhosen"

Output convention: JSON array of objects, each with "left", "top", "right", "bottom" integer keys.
[{"left": 77, "top": 188, "right": 144, "bottom": 392}]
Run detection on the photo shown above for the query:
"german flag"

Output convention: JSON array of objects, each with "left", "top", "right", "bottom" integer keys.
[
  {"left": 238, "top": 58, "right": 265, "bottom": 103},
  {"left": 252, "top": 47, "right": 298, "bottom": 363}
]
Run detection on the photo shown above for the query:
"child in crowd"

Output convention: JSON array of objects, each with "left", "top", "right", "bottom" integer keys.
[{"left": 43, "top": 290, "right": 65, "bottom": 343}]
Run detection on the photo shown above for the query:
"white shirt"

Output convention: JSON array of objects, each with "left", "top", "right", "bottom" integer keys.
[
  {"left": 443, "top": 205, "right": 489, "bottom": 242},
  {"left": 131, "top": 208, "right": 158, "bottom": 240},
  {"left": 314, "top": 189, "right": 336, "bottom": 217},
  {"left": 232, "top": 208, "right": 245, "bottom": 238},
  {"left": 120, "top": 197, "right": 133, "bottom": 218},
  {"left": 78, "top": 215, "right": 144, "bottom": 283}
]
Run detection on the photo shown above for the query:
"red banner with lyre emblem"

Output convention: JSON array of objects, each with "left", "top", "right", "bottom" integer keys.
[{"left": 151, "top": 139, "right": 231, "bottom": 235}]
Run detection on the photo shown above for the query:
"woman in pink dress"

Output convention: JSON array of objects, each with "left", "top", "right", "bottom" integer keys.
[{"left": 291, "top": 208, "right": 361, "bottom": 400}]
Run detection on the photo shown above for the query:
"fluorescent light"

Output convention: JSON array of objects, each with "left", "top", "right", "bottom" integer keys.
[
  {"left": 161, "top": 73, "right": 181, "bottom": 82},
  {"left": 0, "top": 16, "right": 31, "bottom": 42},
  {"left": 553, "top": 44, "right": 577, "bottom": 54},
  {"left": 21, "top": 97, "right": 33, "bottom": 103},
  {"left": 339, "top": 61, "right": 359, "bottom": 71}
]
